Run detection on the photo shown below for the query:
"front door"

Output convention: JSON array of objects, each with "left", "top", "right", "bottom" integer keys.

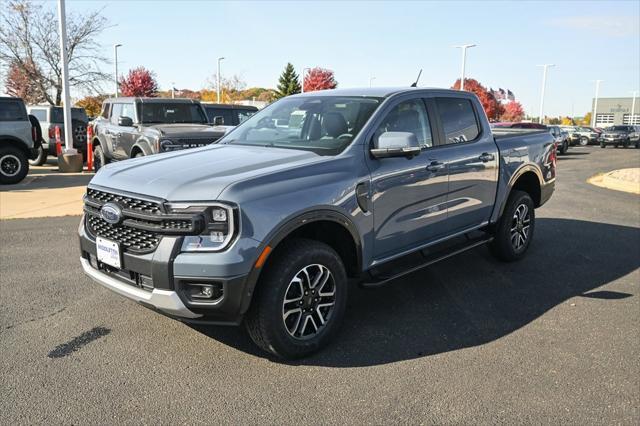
[
  {"left": 367, "top": 97, "right": 450, "bottom": 261},
  {"left": 115, "top": 102, "right": 137, "bottom": 158}
]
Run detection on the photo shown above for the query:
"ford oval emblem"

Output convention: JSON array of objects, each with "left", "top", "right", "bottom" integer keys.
[{"left": 100, "top": 202, "right": 122, "bottom": 225}]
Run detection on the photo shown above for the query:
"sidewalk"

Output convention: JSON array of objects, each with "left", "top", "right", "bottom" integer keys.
[
  {"left": 588, "top": 168, "right": 640, "bottom": 195},
  {"left": 0, "top": 163, "right": 93, "bottom": 220}
]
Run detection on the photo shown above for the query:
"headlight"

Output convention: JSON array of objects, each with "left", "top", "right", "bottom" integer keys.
[{"left": 167, "top": 203, "right": 237, "bottom": 252}]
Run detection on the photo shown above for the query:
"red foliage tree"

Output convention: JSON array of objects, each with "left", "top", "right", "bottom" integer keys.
[
  {"left": 119, "top": 67, "right": 159, "bottom": 97},
  {"left": 303, "top": 67, "right": 338, "bottom": 92},
  {"left": 451, "top": 78, "right": 504, "bottom": 121},
  {"left": 500, "top": 101, "right": 525, "bottom": 122},
  {"left": 5, "top": 60, "right": 47, "bottom": 104}
]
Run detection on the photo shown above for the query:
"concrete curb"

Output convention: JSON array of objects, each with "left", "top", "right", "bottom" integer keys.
[{"left": 588, "top": 168, "right": 640, "bottom": 195}]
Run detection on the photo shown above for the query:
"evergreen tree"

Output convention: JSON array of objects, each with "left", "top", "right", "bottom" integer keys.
[{"left": 276, "top": 63, "right": 301, "bottom": 99}]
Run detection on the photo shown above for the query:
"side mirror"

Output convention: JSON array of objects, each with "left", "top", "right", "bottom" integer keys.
[
  {"left": 118, "top": 116, "right": 133, "bottom": 127},
  {"left": 370, "top": 131, "right": 421, "bottom": 159},
  {"left": 213, "top": 116, "right": 225, "bottom": 126}
]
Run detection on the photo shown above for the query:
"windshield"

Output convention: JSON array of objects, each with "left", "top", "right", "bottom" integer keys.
[
  {"left": 607, "top": 126, "right": 628, "bottom": 131},
  {"left": 220, "top": 96, "right": 382, "bottom": 155},
  {"left": 137, "top": 103, "right": 208, "bottom": 124},
  {"left": 51, "top": 107, "right": 88, "bottom": 123}
]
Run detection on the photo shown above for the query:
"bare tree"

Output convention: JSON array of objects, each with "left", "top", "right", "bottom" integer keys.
[{"left": 0, "top": 0, "right": 111, "bottom": 105}]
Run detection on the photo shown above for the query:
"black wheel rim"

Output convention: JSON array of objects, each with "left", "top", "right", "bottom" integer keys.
[
  {"left": 282, "top": 264, "right": 336, "bottom": 340},
  {"left": 1, "top": 154, "right": 21, "bottom": 177},
  {"left": 510, "top": 203, "right": 531, "bottom": 251}
]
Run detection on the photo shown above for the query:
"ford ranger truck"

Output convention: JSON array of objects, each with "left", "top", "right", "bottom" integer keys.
[{"left": 79, "top": 88, "right": 556, "bottom": 359}]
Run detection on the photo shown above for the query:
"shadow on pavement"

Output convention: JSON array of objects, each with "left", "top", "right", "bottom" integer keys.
[
  {"left": 0, "top": 172, "right": 93, "bottom": 192},
  {"left": 192, "top": 218, "right": 639, "bottom": 366}
]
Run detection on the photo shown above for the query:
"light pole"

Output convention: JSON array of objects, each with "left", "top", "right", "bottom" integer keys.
[
  {"left": 171, "top": 82, "right": 175, "bottom": 99},
  {"left": 591, "top": 80, "right": 603, "bottom": 128},
  {"left": 537, "top": 64, "right": 554, "bottom": 125},
  {"left": 454, "top": 44, "right": 476, "bottom": 91},
  {"left": 217, "top": 56, "right": 225, "bottom": 103},
  {"left": 114, "top": 44, "right": 122, "bottom": 98},
  {"left": 301, "top": 67, "right": 310, "bottom": 93},
  {"left": 369, "top": 76, "right": 376, "bottom": 87},
  {"left": 630, "top": 91, "right": 638, "bottom": 125}
]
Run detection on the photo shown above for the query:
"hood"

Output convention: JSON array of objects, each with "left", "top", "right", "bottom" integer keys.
[
  {"left": 145, "top": 123, "right": 218, "bottom": 139},
  {"left": 89, "top": 144, "right": 321, "bottom": 201}
]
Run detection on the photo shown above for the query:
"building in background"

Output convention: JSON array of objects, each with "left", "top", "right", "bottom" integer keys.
[{"left": 592, "top": 97, "right": 639, "bottom": 127}]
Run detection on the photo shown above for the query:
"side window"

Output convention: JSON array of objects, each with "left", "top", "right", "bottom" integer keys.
[
  {"left": 374, "top": 99, "right": 433, "bottom": 148},
  {"left": 30, "top": 108, "right": 47, "bottom": 121},
  {"left": 0, "top": 100, "right": 27, "bottom": 121},
  {"left": 436, "top": 97, "right": 480, "bottom": 144},
  {"left": 121, "top": 103, "right": 135, "bottom": 121},
  {"left": 110, "top": 104, "right": 122, "bottom": 124},
  {"left": 101, "top": 103, "right": 111, "bottom": 119}
]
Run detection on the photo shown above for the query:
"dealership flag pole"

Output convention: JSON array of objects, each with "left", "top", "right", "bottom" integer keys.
[
  {"left": 537, "top": 64, "right": 554, "bottom": 125},
  {"left": 591, "top": 80, "right": 603, "bottom": 128},
  {"left": 630, "top": 91, "right": 637, "bottom": 125}
]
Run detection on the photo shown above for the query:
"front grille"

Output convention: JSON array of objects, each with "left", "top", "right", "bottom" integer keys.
[
  {"left": 87, "top": 215, "right": 160, "bottom": 253},
  {"left": 175, "top": 138, "right": 216, "bottom": 147},
  {"left": 87, "top": 188, "right": 162, "bottom": 215}
]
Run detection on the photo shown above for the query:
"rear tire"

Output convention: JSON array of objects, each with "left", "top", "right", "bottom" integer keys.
[
  {"left": 490, "top": 190, "right": 535, "bottom": 262},
  {"left": 0, "top": 146, "right": 29, "bottom": 185},
  {"left": 579, "top": 137, "right": 588, "bottom": 146},
  {"left": 245, "top": 239, "right": 348, "bottom": 359},
  {"left": 28, "top": 145, "right": 48, "bottom": 166},
  {"left": 93, "top": 145, "right": 107, "bottom": 172}
]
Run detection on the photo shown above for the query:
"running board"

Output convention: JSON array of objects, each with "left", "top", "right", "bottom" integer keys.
[{"left": 361, "top": 234, "right": 493, "bottom": 288}]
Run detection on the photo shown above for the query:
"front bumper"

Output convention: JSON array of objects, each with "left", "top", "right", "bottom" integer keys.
[
  {"left": 79, "top": 215, "right": 260, "bottom": 324},
  {"left": 599, "top": 137, "right": 627, "bottom": 145}
]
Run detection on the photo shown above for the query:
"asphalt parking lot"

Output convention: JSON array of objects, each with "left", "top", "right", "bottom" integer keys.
[{"left": 1, "top": 146, "right": 638, "bottom": 424}]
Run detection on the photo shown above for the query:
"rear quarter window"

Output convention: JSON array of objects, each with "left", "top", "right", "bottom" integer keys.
[
  {"left": 435, "top": 97, "right": 480, "bottom": 144},
  {"left": 0, "top": 100, "right": 28, "bottom": 121}
]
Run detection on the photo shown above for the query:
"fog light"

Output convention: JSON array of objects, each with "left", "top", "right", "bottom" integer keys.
[{"left": 184, "top": 282, "right": 223, "bottom": 301}]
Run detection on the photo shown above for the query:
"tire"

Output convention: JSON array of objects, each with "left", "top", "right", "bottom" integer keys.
[
  {"left": 600, "top": 142, "right": 606, "bottom": 148},
  {"left": 134, "top": 152, "right": 144, "bottom": 158},
  {"left": 93, "top": 145, "right": 107, "bottom": 172},
  {"left": 28, "top": 144, "right": 48, "bottom": 166},
  {"left": 0, "top": 146, "right": 29, "bottom": 185},
  {"left": 245, "top": 238, "right": 349, "bottom": 359},
  {"left": 490, "top": 190, "right": 535, "bottom": 262},
  {"left": 623, "top": 139, "right": 629, "bottom": 148},
  {"left": 579, "top": 137, "right": 588, "bottom": 146}
]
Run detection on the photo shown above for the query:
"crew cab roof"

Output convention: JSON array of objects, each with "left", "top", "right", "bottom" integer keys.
[
  {"left": 288, "top": 87, "right": 462, "bottom": 98},
  {"left": 200, "top": 103, "right": 258, "bottom": 110},
  {"left": 103, "top": 97, "right": 201, "bottom": 104}
]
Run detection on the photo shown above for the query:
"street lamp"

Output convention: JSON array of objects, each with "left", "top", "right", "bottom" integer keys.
[
  {"left": 630, "top": 91, "right": 638, "bottom": 125},
  {"left": 369, "top": 76, "right": 376, "bottom": 87},
  {"left": 537, "top": 64, "right": 555, "bottom": 125},
  {"left": 454, "top": 44, "right": 476, "bottom": 91},
  {"left": 591, "top": 80, "right": 603, "bottom": 128},
  {"left": 114, "top": 44, "right": 122, "bottom": 98},
  {"left": 301, "top": 67, "right": 310, "bottom": 93},
  {"left": 217, "top": 56, "right": 225, "bottom": 103}
]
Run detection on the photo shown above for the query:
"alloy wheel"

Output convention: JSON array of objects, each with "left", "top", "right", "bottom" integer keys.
[
  {"left": 510, "top": 203, "right": 531, "bottom": 251},
  {"left": 0, "top": 154, "right": 21, "bottom": 177},
  {"left": 282, "top": 264, "right": 336, "bottom": 340}
]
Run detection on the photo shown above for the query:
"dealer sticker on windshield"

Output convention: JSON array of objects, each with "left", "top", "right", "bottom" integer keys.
[{"left": 96, "top": 236, "right": 121, "bottom": 269}]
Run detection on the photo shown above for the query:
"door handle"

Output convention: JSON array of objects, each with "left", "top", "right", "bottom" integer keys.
[
  {"left": 426, "top": 161, "right": 445, "bottom": 172},
  {"left": 478, "top": 152, "right": 495, "bottom": 162}
]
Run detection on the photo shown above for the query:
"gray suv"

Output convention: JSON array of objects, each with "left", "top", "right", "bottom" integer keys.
[
  {"left": 0, "top": 97, "right": 41, "bottom": 184},
  {"left": 79, "top": 88, "right": 555, "bottom": 358},
  {"left": 90, "top": 97, "right": 221, "bottom": 171}
]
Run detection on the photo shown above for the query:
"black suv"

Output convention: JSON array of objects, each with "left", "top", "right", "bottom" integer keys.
[
  {"left": 599, "top": 125, "right": 640, "bottom": 149},
  {"left": 90, "top": 97, "right": 221, "bottom": 171},
  {"left": 201, "top": 103, "right": 258, "bottom": 126}
]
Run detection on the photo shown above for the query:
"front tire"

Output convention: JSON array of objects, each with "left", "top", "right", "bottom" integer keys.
[
  {"left": 245, "top": 239, "right": 348, "bottom": 359},
  {"left": 0, "top": 147, "right": 29, "bottom": 185},
  {"left": 579, "top": 137, "right": 588, "bottom": 146},
  {"left": 490, "top": 190, "right": 535, "bottom": 262},
  {"left": 93, "top": 145, "right": 107, "bottom": 172}
]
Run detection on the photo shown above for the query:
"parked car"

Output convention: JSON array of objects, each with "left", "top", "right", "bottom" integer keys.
[
  {"left": 559, "top": 126, "right": 581, "bottom": 145},
  {"left": 90, "top": 97, "right": 221, "bottom": 171},
  {"left": 201, "top": 103, "right": 258, "bottom": 127},
  {"left": 0, "top": 97, "right": 42, "bottom": 184},
  {"left": 79, "top": 87, "right": 555, "bottom": 358},
  {"left": 548, "top": 125, "right": 569, "bottom": 154},
  {"left": 27, "top": 105, "right": 89, "bottom": 165},
  {"left": 572, "top": 126, "right": 599, "bottom": 146},
  {"left": 599, "top": 125, "right": 640, "bottom": 148}
]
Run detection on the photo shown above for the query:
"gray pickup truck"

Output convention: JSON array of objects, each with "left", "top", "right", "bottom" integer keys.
[
  {"left": 90, "top": 97, "right": 222, "bottom": 171},
  {"left": 79, "top": 87, "right": 556, "bottom": 358}
]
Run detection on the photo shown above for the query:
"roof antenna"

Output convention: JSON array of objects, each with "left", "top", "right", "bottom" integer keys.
[{"left": 411, "top": 69, "right": 422, "bottom": 87}]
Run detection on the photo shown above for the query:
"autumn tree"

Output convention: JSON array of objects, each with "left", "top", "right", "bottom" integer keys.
[
  {"left": 4, "top": 60, "right": 47, "bottom": 104},
  {"left": 76, "top": 94, "right": 108, "bottom": 117},
  {"left": 500, "top": 101, "right": 525, "bottom": 122},
  {"left": 303, "top": 67, "right": 338, "bottom": 92},
  {"left": 451, "top": 78, "right": 504, "bottom": 121},
  {"left": 275, "top": 63, "right": 301, "bottom": 99},
  {"left": 119, "top": 67, "right": 159, "bottom": 97},
  {"left": 582, "top": 112, "right": 592, "bottom": 126},
  {"left": 0, "top": 0, "right": 110, "bottom": 105}
]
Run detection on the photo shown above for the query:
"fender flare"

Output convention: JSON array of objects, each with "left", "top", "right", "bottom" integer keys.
[
  {"left": 0, "top": 135, "right": 31, "bottom": 156},
  {"left": 130, "top": 138, "right": 154, "bottom": 157},
  {"left": 495, "top": 163, "right": 544, "bottom": 220},
  {"left": 238, "top": 208, "right": 363, "bottom": 314}
]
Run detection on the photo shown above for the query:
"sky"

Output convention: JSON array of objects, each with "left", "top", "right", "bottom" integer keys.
[{"left": 11, "top": 0, "right": 640, "bottom": 117}]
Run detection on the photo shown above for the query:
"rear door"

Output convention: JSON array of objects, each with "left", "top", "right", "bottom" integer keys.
[
  {"left": 432, "top": 96, "right": 499, "bottom": 233},
  {"left": 368, "top": 96, "right": 450, "bottom": 260}
]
